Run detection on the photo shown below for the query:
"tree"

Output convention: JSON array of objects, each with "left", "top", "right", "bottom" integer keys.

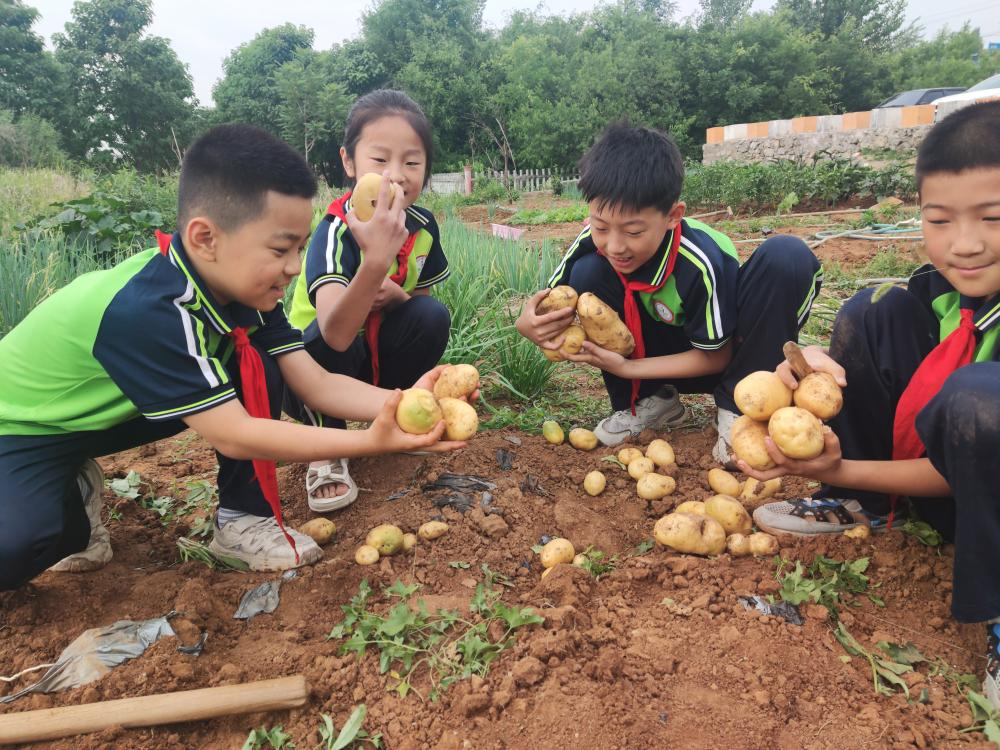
[
  {"left": 776, "top": 0, "right": 915, "bottom": 52},
  {"left": 890, "top": 25, "right": 1000, "bottom": 91},
  {"left": 0, "top": 0, "right": 65, "bottom": 120},
  {"left": 52, "top": 0, "right": 195, "bottom": 170}
]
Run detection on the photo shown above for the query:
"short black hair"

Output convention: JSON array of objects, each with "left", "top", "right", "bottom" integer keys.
[
  {"left": 343, "top": 89, "right": 434, "bottom": 187},
  {"left": 578, "top": 122, "right": 684, "bottom": 214},
  {"left": 916, "top": 101, "right": 1000, "bottom": 190},
  {"left": 179, "top": 124, "right": 317, "bottom": 231}
]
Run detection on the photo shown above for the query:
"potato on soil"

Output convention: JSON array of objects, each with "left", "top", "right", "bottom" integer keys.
[
  {"left": 617, "top": 447, "right": 644, "bottom": 466},
  {"left": 768, "top": 406, "right": 824, "bottom": 460},
  {"left": 418, "top": 521, "right": 449, "bottom": 541},
  {"left": 537, "top": 285, "right": 579, "bottom": 315},
  {"left": 433, "top": 363, "right": 480, "bottom": 400},
  {"left": 576, "top": 292, "right": 635, "bottom": 356},
  {"left": 654, "top": 512, "right": 726, "bottom": 556},
  {"left": 568, "top": 428, "right": 598, "bottom": 451},
  {"left": 844, "top": 524, "right": 871, "bottom": 540},
  {"left": 741, "top": 477, "right": 782, "bottom": 502},
  {"left": 438, "top": 397, "right": 478, "bottom": 441},
  {"left": 734, "top": 370, "right": 793, "bottom": 421},
  {"left": 298, "top": 518, "right": 335, "bottom": 546},
  {"left": 707, "top": 468, "right": 741, "bottom": 496},
  {"left": 542, "top": 420, "right": 565, "bottom": 445},
  {"left": 583, "top": 470, "right": 606, "bottom": 496},
  {"left": 645, "top": 439, "right": 675, "bottom": 468},
  {"left": 674, "top": 500, "right": 706, "bottom": 515},
  {"left": 366, "top": 524, "right": 404, "bottom": 555},
  {"left": 627, "top": 457, "right": 655, "bottom": 480},
  {"left": 540, "top": 538, "right": 575, "bottom": 568},
  {"left": 731, "top": 415, "right": 775, "bottom": 471},
  {"left": 355, "top": 545, "right": 380, "bottom": 565},
  {"left": 704, "top": 494, "right": 753, "bottom": 535},
  {"left": 748, "top": 532, "right": 779, "bottom": 556},
  {"left": 542, "top": 324, "right": 587, "bottom": 362},
  {"left": 402, "top": 533, "right": 418, "bottom": 552},
  {"left": 637, "top": 473, "right": 676, "bottom": 500},
  {"left": 793, "top": 371, "right": 843, "bottom": 421},
  {"left": 395, "top": 388, "right": 443, "bottom": 435},
  {"left": 726, "top": 533, "right": 751, "bottom": 557},
  {"left": 352, "top": 172, "right": 403, "bottom": 222}
]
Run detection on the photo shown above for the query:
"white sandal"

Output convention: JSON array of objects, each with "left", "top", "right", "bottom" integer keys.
[{"left": 306, "top": 459, "right": 359, "bottom": 512}]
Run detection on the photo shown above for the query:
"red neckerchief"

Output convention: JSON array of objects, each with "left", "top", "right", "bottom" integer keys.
[
  {"left": 326, "top": 194, "right": 417, "bottom": 386},
  {"left": 596, "top": 223, "right": 682, "bottom": 414},
  {"left": 888, "top": 306, "right": 976, "bottom": 527},
  {"left": 155, "top": 230, "right": 297, "bottom": 561}
]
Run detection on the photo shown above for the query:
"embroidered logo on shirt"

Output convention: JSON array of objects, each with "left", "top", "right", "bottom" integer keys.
[
  {"left": 654, "top": 301, "right": 675, "bottom": 323},
  {"left": 415, "top": 255, "right": 427, "bottom": 273}
]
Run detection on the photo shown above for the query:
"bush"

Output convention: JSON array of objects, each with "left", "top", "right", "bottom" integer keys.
[{"left": 0, "top": 111, "right": 68, "bottom": 170}]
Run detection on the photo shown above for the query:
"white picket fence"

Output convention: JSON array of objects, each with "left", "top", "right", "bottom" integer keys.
[{"left": 427, "top": 168, "right": 579, "bottom": 195}]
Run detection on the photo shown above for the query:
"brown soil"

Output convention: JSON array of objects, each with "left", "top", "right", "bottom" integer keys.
[{"left": 0, "top": 422, "right": 991, "bottom": 750}]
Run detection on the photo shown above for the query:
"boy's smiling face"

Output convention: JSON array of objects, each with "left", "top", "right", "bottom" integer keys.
[
  {"left": 588, "top": 200, "right": 685, "bottom": 275},
  {"left": 921, "top": 167, "right": 1000, "bottom": 300}
]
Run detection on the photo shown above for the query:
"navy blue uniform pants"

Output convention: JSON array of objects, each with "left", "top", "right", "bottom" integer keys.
[
  {"left": 286, "top": 294, "right": 450, "bottom": 428},
  {"left": 0, "top": 343, "right": 284, "bottom": 590},
  {"left": 566, "top": 235, "right": 822, "bottom": 412},
  {"left": 816, "top": 285, "right": 1000, "bottom": 622}
]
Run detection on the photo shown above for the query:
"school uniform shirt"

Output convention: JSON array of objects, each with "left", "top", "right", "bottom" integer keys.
[
  {"left": 0, "top": 233, "right": 304, "bottom": 436},
  {"left": 288, "top": 201, "right": 449, "bottom": 342},
  {"left": 908, "top": 264, "right": 1000, "bottom": 361},
  {"left": 548, "top": 218, "right": 741, "bottom": 351}
]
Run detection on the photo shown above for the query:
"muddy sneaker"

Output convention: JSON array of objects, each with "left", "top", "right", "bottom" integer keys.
[
  {"left": 209, "top": 513, "right": 323, "bottom": 572},
  {"left": 593, "top": 385, "right": 690, "bottom": 447},
  {"left": 986, "top": 622, "right": 1000, "bottom": 711},
  {"left": 711, "top": 407, "right": 740, "bottom": 467},
  {"left": 50, "top": 459, "right": 112, "bottom": 573},
  {"left": 752, "top": 497, "right": 888, "bottom": 537}
]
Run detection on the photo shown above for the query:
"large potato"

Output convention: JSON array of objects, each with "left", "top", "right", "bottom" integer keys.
[
  {"left": 704, "top": 494, "right": 753, "bottom": 535},
  {"left": 653, "top": 512, "right": 726, "bottom": 556},
  {"left": 540, "top": 538, "right": 575, "bottom": 568},
  {"left": 740, "top": 477, "right": 782, "bottom": 502},
  {"left": 768, "top": 407, "right": 824, "bottom": 460},
  {"left": 438, "top": 397, "right": 478, "bottom": 440},
  {"left": 418, "top": 521, "right": 449, "bottom": 541},
  {"left": 298, "top": 518, "right": 336, "bottom": 546},
  {"left": 576, "top": 292, "right": 635, "bottom": 356},
  {"left": 748, "top": 532, "right": 779, "bottom": 556},
  {"left": 637, "top": 473, "right": 676, "bottom": 500},
  {"left": 355, "top": 545, "right": 380, "bottom": 565},
  {"left": 542, "top": 420, "right": 564, "bottom": 445},
  {"left": 569, "top": 428, "right": 598, "bottom": 451},
  {"left": 674, "top": 500, "right": 706, "bottom": 515},
  {"left": 707, "top": 468, "right": 741, "bottom": 496},
  {"left": 583, "top": 470, "right": 606, "bottom": 496},
  {"left": 734, "top": 371, "right": 793, "bottom": 421},
  {"left": 402, "top": 533, "right": 418, "bottom": 552},
  {"left": 628, "top": 457, "right": 655, "bottom": 480},
  {"left": 618, "top": 447, "right": 644, "bottom": 466},
  {"left": 793, "top": 372, "right": 843, "bottom": 421},
  {"left": 396, "top": 388, "right": 443, "bottom": 434},
  {"left": 537, "top": 285, "right": 579, "bottom": 315},
  {"left": 352, "top": 172, "right": 403, "bottom": 221},
  {"left": 433, "top": 364, "right": 480, "bottom": 399},
  {"left": 645, "top": 439, "right": 675, "bottom": 468},
  {"left": 731, "top": 415, "right": 775, "bottom": 470},
  {"left": 542, "top": 324, "right": 587, "bottom": 362},
  {"left": 366, "top": 524, "right": 404, "bottom": 555}
]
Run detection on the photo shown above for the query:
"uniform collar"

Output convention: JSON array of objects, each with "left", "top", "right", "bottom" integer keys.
[
  {"left": 622, "top": 221, "right": 682, "bottom": 286},
  {"left": 967, "top": 292, "right": 1000, "bottom": 333},
  {"left": 161, "top": 232, "right": 265, "bottom": 334}
]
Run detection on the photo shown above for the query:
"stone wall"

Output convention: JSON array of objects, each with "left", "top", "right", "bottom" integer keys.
[{"left": 702, "top": 125, "right": 927, "bottom": 164}]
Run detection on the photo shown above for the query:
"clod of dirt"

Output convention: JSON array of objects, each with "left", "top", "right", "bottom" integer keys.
[
  {"left": 511, "top": 656, "right": 546, "bottom": 686},
  {"left": 468, "top": 507, "right": 509, "bottom": 538},
  {"left": 554, "top": 497, "right": 624, "bottom": 553}
]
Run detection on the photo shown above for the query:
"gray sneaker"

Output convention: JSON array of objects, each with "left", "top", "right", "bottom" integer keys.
[
  {"left": 987, "top": 622, "right": 1000, "bottom": 711},
  {"left": 209, "top": 513, "right": 323, "bottom": 572},
  {"left": 752, "top": 497, "right": 888, "bottom": 537},
  {"left": 50, "top": 459, "right": 113, "bottom": 573},
  {"left": 593, "top": 385, "right": 689, "bottom": 447}
]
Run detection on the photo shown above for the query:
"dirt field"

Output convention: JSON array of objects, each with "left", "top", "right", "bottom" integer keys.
[{"left": 0, "top": 420, "right": 993, "bottom": 750}]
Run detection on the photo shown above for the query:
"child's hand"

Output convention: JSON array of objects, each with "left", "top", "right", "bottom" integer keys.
[
  {"left": 776, "top": 345, "right": 847, "bottom": 390},
  {"left": 366, "top": 389, "right": 468, "bottom": 453},
  {"left": 372, "top": 278, "right": 409, "bottom": 312},
  {"left": 413, "top": 365, "right": 481, "bottom": 403},
  {"left": 346, "top": 172, "right": 408, "bottom": 273},
  {"left": 736, "top": 427, "right": 843, "bottom": 483},
  {"left": 566, "top": 340, "right": 628, "bottom": 376},
  {"left": 515, "top": 289, "right": 576, "bottom": 348}
]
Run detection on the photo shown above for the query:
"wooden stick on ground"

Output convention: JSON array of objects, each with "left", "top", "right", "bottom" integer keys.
[{"left": 0, "top": 675, "right": 308, "bottom": 745}]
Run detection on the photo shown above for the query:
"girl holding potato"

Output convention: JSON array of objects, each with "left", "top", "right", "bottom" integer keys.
[{"left": 286, "top": 90, "right": 452, "bottom": 512}]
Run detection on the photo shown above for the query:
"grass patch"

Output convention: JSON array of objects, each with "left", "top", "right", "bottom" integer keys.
[{"left": 0, "top": 169, "right": 90, "bottom": 232}]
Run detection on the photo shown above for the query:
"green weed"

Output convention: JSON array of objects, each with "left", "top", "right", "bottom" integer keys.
[
  {"left": 962, "top": 691, "right": 1000, "bottom": 743},
  {"left": 775, "top": 554, "right": 882, "bottom": 619},
  {"left": 243, "top": 725, "right": 294, "bottom": 750},
  {"left": 316, "top": 705, "right": 382, "bottom": 749},
  {"left": 834, "top": 624, "right": 925, "bottom": 698}
]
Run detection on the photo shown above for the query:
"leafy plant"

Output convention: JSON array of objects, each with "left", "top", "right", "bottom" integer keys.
[
  {"left": 962, "top": 690, "right": 1000, "bottom": 743},
  {"left": 575, "top": 546, "right": 618, "bottom": 580},
  {"left": 243, "top": 725, "right": 294, "bottom": 750},
  {"left": 316, "top": 705, "right": 382, "bottom": 750},
  {"left": 177, "top": 536, "right": 249, "bottom": 572},
  {"left": 775, "top": 555, "right": 882, "bottom": 618},
  {"left": 901, "top": 519, "right": 943, "bottom": 547},
  {"left": 834, "top": 624, "right": 922, "bottom": 698}
]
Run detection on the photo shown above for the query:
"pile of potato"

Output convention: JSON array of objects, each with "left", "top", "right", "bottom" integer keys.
[
  {"left": 395, "top": 364, "right": 480, "bottom": 440},
  {"left": 653, "top": 491, "right": 778, "bottom": 558},
  {"left": 536, "top": 286, "right": 635, "bottom": 360},
  {"left": 354, "top": 521, "right": 449, "bottom": 565},
  {"left": 731, "top": 370, "right": 843, "bottom": 470}
]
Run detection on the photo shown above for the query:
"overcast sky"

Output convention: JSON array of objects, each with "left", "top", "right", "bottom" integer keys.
[{"left": 26, "top": 0, "right": 1000, "bottom": 104}]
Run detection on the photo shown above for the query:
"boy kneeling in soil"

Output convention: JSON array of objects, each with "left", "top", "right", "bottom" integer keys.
[
  {"left": 517, "top": 122, "right": 822, "bottom": 458},
  {"left": 743, "top": 101, "right": 1000, "bottom": 707},
  {"left": 0, "top": 124, "right": 466, "bottom": 586}
]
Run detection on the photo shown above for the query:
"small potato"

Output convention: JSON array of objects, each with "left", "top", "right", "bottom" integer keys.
[
  {"left": 793, "top": 372, "right": 844, "bottom": 421},
  {"left": 438, "top": 397, "right": 478, "bottom": 441},
  {"left": 674, "top": 500, "right": 706, "bottom": 515},
  {"left": 540, "top": 538, "right": 575, "bottom": 568},
  {"left": 418, "top": 521, "right": 449, "bottom": 541},
  {"left": 768, "top": 406, "right": 824, "bottom": 460},
  {"left": 537, "top": 285, "right": 579, "bottom": 315},
  {"left": 731, "top": 415, "right": 775, "bottom": 471},
  {"left": 636, "top": 473, "right": 676, "bottom": 500},
  {"left": 748, "top": 532, "right": 779, "bottom": 556},
  {"left": 645, "top": 439, "right": 675, "bottom": 468},
  {"left": 704, "top": 494, "right": 753, "bottom": 536},
  {"left": 298, "top": 518, "right": 336, "bottom": 546},
  {"left": 395, "top": 388, "right": 443, "bottom": 435},
  {"left": 352, "top": 173, "right": 403, "bottom": 222},
  {"left": 366, "top": 524, "right": 404, "bottom": 555},
  {"left": 618, "top": 447, "right": 644, "bottom": 466},
  {"left": 572, "top": 553, "right": 588, "bottom": 566},
  {"left": 844, "top": 524, "right": 871, "bottom": 540},
  {"left": 568, "top": 428, "right": 598, "bottom": 451},
  {"left": 583, "top": 470, "right": 606, "bottom": 496},
  {"left": 542, "top": 324, "right": 587, "bottom": 362},
  {"left": 542, "top": 420, "right": 564, "bottom": 445},
  {"left": 576, "top": 292, "right": 635, "bottom": 356},
  {"left": 740, "top": 477, "right": 782, "bottom": 502},
  {"left": 734, "top": 371, "right": 793, "bottom": 421},
  {"left": 653, "top": 512, "right": 726, "bottom": 556},
  {"left": 355, "top": 545, "right": 380, "bottom": 565},
  {"left": 433, "top": 363, "right": 480, "bottom": 400},
  {"left": 707, "top": 468, "right": 741, "bottom": 497},
  {"left": 628, "top": 457, "right": 655, "bottom": 480},
  {"left": 727, "top": 533, "right": 751, "bottom": 557},
  {"left": 402, "top": 533, "right": 418, "bottom": 552}
]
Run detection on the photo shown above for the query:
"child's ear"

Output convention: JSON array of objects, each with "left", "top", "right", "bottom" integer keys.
[
  {"left": 666, "top": 201, "right": 686, "bottom": 225},
  {"left": 340, "top": 147, "right": 356, "bottom": 181},
  {"left": 184, "top": 217, "right": 220, "bottom": 262}
]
